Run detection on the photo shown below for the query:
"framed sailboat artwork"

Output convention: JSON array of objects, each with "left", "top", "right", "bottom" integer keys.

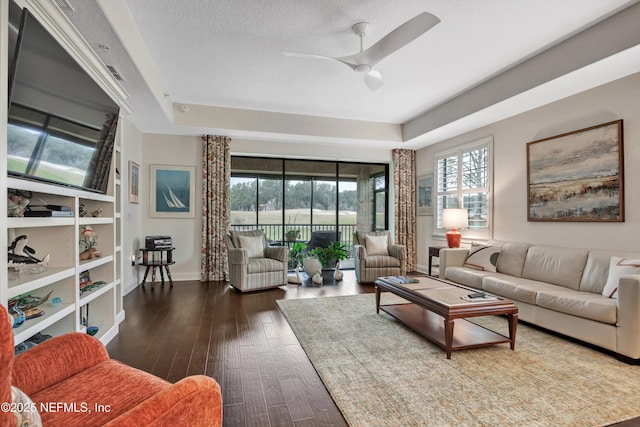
[{"left": 150, "top": 164, "right": 196, "bottom": 218}]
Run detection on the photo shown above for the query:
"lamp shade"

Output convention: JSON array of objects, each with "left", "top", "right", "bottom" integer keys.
[
  {"left": 442, "top": 208, "right": 468, "bottom": 248},
  {"left": 442, "top": 209, "right": 469, "bottom": 229}
]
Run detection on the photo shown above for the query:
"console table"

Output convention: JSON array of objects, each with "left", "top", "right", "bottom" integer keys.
[{"left": 139, "top": 248, "right": 175, "bottom": 289}]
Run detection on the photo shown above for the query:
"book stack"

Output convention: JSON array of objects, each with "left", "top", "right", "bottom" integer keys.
[{"left": 79, "top": 270, "right": 92, "bottom": 292}]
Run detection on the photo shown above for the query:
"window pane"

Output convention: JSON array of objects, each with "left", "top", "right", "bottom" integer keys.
[
  {"left": 258, "top": 177, "right": 283, "bottom": 234},
  {"left": 463, "top": 192, "right": 487, "bottom": 229},
  {"left": 284, "top": 178, "right": 311, "bottom": 241},
  {"left": 437, "top": 155, "right": 458, "bottom": 192},
  {"left": 462, "top": 147, "right": 488, "bottom": 189},
  {"left": 375, "top": 192, "right": 385, "bottom": 230},
  {"left": 230, "top": 176, "right": 257, "bottom": 226}
]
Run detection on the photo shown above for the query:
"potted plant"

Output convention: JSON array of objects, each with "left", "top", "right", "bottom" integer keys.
[
  {"left": 286, "top": 229, "right": 300, "bottom": 242},
  {"left": 305, "top": 241, "right": 350, "bottom": 281}
]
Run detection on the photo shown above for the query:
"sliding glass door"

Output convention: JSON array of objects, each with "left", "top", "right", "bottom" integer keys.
[{"left": 230, "top": 157, "right": 389, "bottom": 268}]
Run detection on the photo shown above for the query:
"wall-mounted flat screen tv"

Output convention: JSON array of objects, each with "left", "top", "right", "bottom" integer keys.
[{"left": 7, "top": 6, "right": 120, "bottom": 194}]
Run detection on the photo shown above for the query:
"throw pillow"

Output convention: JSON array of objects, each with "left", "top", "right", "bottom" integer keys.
[
  {"left": 602, "top": 257, "right": 640, "bottom": 299},
  {"left": 365, "top": 235, "right": 389, "bottom": 256},
  {"left": 464, "top": 245, "right": 501, "bottom": 272},
  {"left": 238, "top": 235, "right": 264, "bottom": 258},
  {"left": 11, "top": 385, "right": 43, "bottom": 427}
]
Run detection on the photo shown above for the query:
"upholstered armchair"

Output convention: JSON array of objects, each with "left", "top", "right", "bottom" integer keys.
[
  {"left": 226, "top": 230, "right": 289, "bottom": 292},
  {"left": 1, "top": 305, "right": 222, "bottom": 427},
  {"left": 353, "top": 230, "right": 406, "bottom": 283}
]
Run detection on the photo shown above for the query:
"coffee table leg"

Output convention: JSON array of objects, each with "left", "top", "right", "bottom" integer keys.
[
  {"left": 508, "top": 313, "right": 518, "bottom": 350},
  {"left": 375, "top": 286, "right": 381, "bottom": 314},
  {"left": 444, "top": 319, "right": 454, "bottom": 359}
]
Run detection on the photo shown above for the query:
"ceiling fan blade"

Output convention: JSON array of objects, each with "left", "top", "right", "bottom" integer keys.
[
  {"left": 363, "top": 70, "right": 383, "bottom": 91},
  {"left": 282, "top": 51, "right": 357, "bottom": 70},
  {"left": 346, "top": 12, "right": 440, "bottom": 67}
]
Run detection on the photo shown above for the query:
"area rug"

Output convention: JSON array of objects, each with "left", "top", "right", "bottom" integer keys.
[{"left": 276, "top": 294, "right": 640, "bottom": 427}]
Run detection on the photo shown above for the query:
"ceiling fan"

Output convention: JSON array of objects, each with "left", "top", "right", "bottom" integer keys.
[{"left": 283, "top": 12, "right": 440, "bottom": 91}]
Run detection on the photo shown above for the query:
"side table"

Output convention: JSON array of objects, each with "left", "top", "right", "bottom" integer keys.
[
  {"left": 139, "top": 247, "right": 175, "bottom": 289},
  {"left": 428, "top": 246, "right": 446, "bottom": 277}
]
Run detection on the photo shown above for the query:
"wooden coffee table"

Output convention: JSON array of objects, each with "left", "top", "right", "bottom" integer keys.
[{"left": 374, "top": 276, "right": 518, "bottom": 359}]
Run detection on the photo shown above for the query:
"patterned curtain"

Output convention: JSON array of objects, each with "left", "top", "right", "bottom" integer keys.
[
  {"left": 392, "top": 149, "right": 417, "bottom": 272},
  {"left": 201, "top": 135, "right": 231, "bottom": 281}
]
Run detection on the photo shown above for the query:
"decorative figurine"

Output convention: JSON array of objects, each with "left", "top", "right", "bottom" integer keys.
[
  {"left": 312, "top": 269, "right": 323, "bottom": 285},
  {"left": 7, "top": 189, "right": 30, "bottom": 217},
  {"left": 79, "top": 203, "right": 88, "bottom": 217},
  {"left": 79, "top": 226, "right": 101, "bottom": 260},
  {"left": 8, "top": 235, "right": 50, "bottom": 267},
  {"left": 91, "top": 207, "right": 103, "bottom": 217}
]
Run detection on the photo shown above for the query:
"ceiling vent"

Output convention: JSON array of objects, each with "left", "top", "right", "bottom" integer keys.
[
  {"left": 106, "top": 64, "right": 125, "bottom": 82},
  {"left": 52, "top": 0, "right": 75, "bottom": 11}
]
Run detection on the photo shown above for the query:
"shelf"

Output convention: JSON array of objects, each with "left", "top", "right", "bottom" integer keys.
[
  {"left": 80, "top": 281, "right": 114, "bottom": 305},
  {"left": 79, "top": 217, "right": 113, "bottom": 225},
  {"left": 7, "top": 267, "right": 76, "bottom": 297},
  {"left": 7, "top": 217, "right": 75, "bottom": 228},
  {"left": 79, "top": 254, "right": 114, "bottom": 270},
  {"left": 13, "top": 303, "right": 76, "bottom": 346}
]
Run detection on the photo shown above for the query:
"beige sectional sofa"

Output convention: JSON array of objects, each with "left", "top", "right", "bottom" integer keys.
[{"left": 439, "top": 240, "right": 640, "bottom": 362}]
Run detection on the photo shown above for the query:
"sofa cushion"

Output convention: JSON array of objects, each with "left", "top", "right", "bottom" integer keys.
[
  {"left": 444, "top": 266, "right": 493, "bottom": 290},
  {"left": 482, "top": 276, "right": 562, "bottom": 305},
  {"left": 536, "top": 289, "right": 617, "bottom": 324},
  {"left": 364, "top": 255, "right": 400, "bottom": 268},
  {"left": 365, "top": 235, "right": 389, "bottom": 256},
  {"left": 238, "top": 235, "right": 265, "bottom": 258},
  {"left": 464, "top": 244, "right": 500, "bottom": 272},
  {"left": 30, "top": 359, "right": 169, "bottom": 426},
  {"left": 579, "top": 250, "right": 640, "bottom": 294},
  {"left": 521, "top": 245, "right": 588, "bottom": 290},
  {"left": 247, "top": 258, "right": 285, "bottom": 274},
  {"left": 602, "top": 257, "right": 640, "bottom": 299},
  {"left": 496, "top": 242, "right": 530, "bottom": 277},
  {"left": 11, "top": 385, "right": 42, "bottom": 427}
]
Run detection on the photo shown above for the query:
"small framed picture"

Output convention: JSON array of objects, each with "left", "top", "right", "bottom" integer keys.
[{"left": 128, "top": 161, "right": 140, "bottom": 204}]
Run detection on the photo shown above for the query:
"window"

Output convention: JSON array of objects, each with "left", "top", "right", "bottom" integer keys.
[{"left": 434, "top": 137, "right": 492, "bottom": 240}]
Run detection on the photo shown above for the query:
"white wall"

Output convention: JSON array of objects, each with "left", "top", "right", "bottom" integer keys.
[
  {"left": 415, "top": 71, "right": 640, "bottom": 272},
  {"left": 139, "top": 134, "right": 203, "bottom": 281}
]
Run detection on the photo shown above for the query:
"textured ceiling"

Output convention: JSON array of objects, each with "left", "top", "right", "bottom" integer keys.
[{"left": 57, "top": 0, "right": 640, "bottom": 147}]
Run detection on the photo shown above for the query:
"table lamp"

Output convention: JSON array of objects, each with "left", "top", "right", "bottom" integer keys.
[{"left": 442, "top": 208, "right": 468, "bottom": 248}]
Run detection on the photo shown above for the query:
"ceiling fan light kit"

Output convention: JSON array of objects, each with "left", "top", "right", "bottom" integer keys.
[{"left": 283, "top": 12, "right": 440, "bottom": 91}]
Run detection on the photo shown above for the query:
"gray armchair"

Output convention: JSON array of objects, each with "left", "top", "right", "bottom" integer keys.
[
  {"left": 226, "top": 230, "right": 288, "bottom": 292},
  {"left": 353, "top": 230, "right": 406, "bottom": 283}
]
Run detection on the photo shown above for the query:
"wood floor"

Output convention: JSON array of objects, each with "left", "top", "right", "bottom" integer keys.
[
  {"left": 106, "top": 272, "right": 640, "bottom": 427},
  {"left": 106, "top": 271, "right": 372, "bottom": 426}
]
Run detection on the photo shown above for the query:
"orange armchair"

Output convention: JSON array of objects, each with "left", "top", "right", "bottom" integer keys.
[{"left": 1, "top": 306, "right": 222, "bottom": 426}]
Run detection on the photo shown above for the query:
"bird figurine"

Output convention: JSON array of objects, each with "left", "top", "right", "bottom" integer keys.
[
  {"left": 312, "top": 270, "right": 323, "bottom": 285},
  {"left": 8, "top": 235, "right": 50, "bottom": 266},
  {"left": 91, "top": 207, "right": 103, "bottom": 217}
]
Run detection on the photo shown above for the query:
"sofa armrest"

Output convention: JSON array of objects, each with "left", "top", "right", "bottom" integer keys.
[
  {"left": 388, "top": 244, "right": 405, "bottom": 260},
  {"left": 103, "top": 375, "right": 222, "bottom": 427},
  {"left": 227, "top": 247, "right": 248, "bottom": 265},
  {"left": 438, "top": 248, "right": 469, "bottom": 279},
  {"left": 12, "top": 332, "right": 109, "bottom": 395},
  {"left": 354, "top": 244, "right": 367, "bottom": 260},
  {"left": 616, "top": 273, "right": 640, "bottom": 359},
  {"left": 264, "top": 246, "right": 288, "bottom": 263}
]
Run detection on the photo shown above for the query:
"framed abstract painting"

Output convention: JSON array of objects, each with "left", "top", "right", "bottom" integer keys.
[
  {"left": 527, "top": 120, "right": 623, "bottom": 222},
  {"left": 150, "top": 164, "right": 196, "bottom": 218}
]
